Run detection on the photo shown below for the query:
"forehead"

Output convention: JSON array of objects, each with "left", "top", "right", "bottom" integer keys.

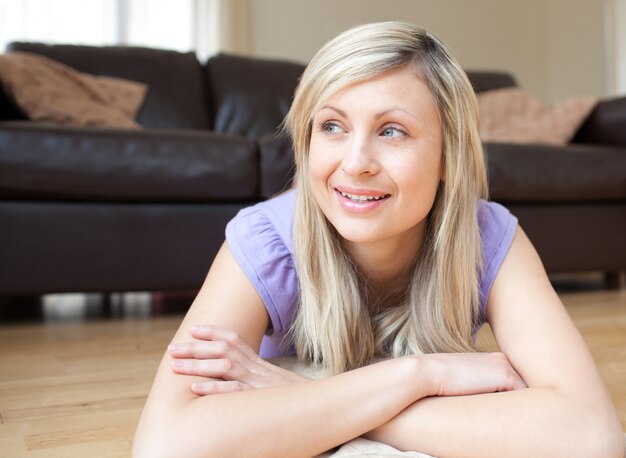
[{"left": 314, "top": 65, "right": 438, "bottom": 118}]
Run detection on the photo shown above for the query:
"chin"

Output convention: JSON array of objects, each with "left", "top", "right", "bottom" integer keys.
[{"left": 332, "top": 223, "right": 387, "bottom": 245}]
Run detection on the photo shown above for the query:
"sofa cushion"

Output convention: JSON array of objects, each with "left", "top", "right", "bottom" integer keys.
[
  {"left": 0, "top": 52, "right": 147, "bottom": 129},
  {"left": 486, "top": 142, "right": 626, "bottom": 202},
  {"left": 6, "top": 42, "right": 210, "bottom": 130},
  {"left": 207, "top": 53, "right": 304, "bottom": 140},
  {"left": 477, "top": 87, "right": 597, "bottom": 145},
  {"left": 0, "top": 122, "right": 257, "bottom": 202},
  {"left": 0, "top": 201, "right": 245, "bottom": 294}
]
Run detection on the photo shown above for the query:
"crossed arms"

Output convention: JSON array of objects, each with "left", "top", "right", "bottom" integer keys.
[{"left": 133, "top": 227, "right": 623, "bottom": 458}]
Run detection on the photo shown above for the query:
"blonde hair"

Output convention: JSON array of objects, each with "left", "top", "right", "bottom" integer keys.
[{"left": 284, "top": 21, "right": 488, "bottom": 374}]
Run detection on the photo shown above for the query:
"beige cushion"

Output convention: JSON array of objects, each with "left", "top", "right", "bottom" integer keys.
[
  {"left": 0, "top": 52, "right": 147, "bottom": 129},
  {"left": 477, "top": 87, "right": 597, "bottom": 145}
]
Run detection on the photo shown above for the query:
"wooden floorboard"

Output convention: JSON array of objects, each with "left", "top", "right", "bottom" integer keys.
[{"left": 0, "top": 289, "right": 624, "bottom": 457}]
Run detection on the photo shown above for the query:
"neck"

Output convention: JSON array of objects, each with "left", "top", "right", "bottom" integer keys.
[{"left": 345, "top": 225, "right": 425, "bottom": 295}]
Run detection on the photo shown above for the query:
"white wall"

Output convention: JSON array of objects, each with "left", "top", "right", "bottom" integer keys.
[
  {"left": 545, "top": 0, "right": 607, "bottom": 101},
  {"left": 614, "top": 0, "right": 626, "bottom": 94},
  {"left": 243, "top": 0, "right": 609, "bottom": 103}
]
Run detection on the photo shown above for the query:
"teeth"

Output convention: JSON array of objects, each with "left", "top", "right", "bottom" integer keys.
[{"left": 340, "top": 191, "right": 387, "bottom": 201}]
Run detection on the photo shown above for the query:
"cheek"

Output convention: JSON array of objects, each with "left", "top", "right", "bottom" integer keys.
[
  {"left": 395, "top": 150, "right": 441, "bottom": 183},
  {"left": 307, "top": 138, "right": 336, "bottom": 187},
  {"left": 391, "top": 152, "right": 442, "bottom": 205},
  {"left": 307, "top": 151, "right": 336, "bottom": 217}
]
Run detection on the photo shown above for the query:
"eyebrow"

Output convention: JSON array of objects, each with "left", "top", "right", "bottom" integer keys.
[
  {"left": 317, "top": 104, "right": 418, "bottom": 121},
  {"left": 318, "top": 105, "right": 347, "bottom": 118}
]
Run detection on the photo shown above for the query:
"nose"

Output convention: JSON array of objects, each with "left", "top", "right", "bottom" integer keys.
[{"left": 340, "top": 134, "right": 380, "bottom": 177}]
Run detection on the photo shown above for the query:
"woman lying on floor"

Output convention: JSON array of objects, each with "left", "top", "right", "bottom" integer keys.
[{"left": 133, "top": 21, "right": 623, "bottom": 458}]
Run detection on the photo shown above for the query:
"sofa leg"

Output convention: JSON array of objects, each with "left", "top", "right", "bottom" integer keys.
[
  {"left": 0, "top": 295, "right": 44, "bottom": 321},
  {"left": 101, "top": 293, "right": 113, "bottom": 317}
]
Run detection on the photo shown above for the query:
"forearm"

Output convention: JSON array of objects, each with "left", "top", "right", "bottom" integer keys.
[
  {"left": 135, "top": 356, "right": 427, "bottom": 458},
  {"left": 365, "top": 387, "right": 623, "bottom": 458}
]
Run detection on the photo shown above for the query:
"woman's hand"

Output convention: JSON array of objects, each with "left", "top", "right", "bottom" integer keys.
[
  {"left": 419, "top": 352, "right": 527, "bottom": 397},
  {"left": 168, "top": 325, "right": 309, "bottom": 395}
]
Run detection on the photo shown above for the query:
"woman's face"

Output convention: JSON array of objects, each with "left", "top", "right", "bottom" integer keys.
[{"left": 308, "top": 64, "right": 443, "bottom": 253}]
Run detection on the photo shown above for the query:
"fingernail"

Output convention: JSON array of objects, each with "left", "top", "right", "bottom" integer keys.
[
  {"left": 190, "top": 325, "right": 201, "bottom": 333},
  {"left": 168, "top": 344, "right": 180, "bottom": 352},
  {"left": 171, "top": 359, "right": 184, "bottom": 368}
]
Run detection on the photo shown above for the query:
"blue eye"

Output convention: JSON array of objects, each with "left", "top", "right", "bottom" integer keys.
[
  {"left": 381, "top": 126, "right": 406, "bottom": 138},
  {"left": 320, "top": 121, "right": 344, "bottom": 134}
]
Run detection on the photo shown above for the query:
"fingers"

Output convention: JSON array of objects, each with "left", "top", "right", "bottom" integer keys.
[
  {"left": 488, "top": 352, "right": 527, "bottom": 392},
  {"left": 189, "top": 325, "right": 244, "bottom": 345},
  {"left": 171, "top": 357, "right": 247, "bottom": 380},
  {"left": 167, "top": 325, "right": 268, "bottom": 391},
  {"left": 191, "top": 380, "right": 245, "bottom": 395},
  {"left": 168, "top": 325, "right": 305, "bottom": 394},
  {"left": 425, "top": 351, "right": 528, "bottom": 396},
  {"left": 511, "top": 372, "right": 528, "bottom": 390},
  {"left": 168, "top": 324, "right": 260, "bottom": 362},
  {"left": 188, "top": 325, "right": 260, "bottom": 360},
  {"left": 168, "top": 341, "right": 230, "bottom": 359}
]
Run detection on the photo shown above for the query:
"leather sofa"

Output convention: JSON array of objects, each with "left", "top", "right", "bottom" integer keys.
[{"left": 0, "top": 43, "right": 624, "bottom": 296}]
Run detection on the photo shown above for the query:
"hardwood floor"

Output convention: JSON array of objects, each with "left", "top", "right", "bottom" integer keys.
[{"left": 0, "top": 288, "right": 624, "bottom": 457}]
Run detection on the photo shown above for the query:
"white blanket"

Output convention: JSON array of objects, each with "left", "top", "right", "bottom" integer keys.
[{"left": 321, "top": 438, "right": 434, "bottom": 458}]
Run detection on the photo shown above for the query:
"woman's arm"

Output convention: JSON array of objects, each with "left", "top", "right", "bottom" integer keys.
[
  {"left": 131, "top": 242, "right": 423, "bottom": 458},
  {"left": 133, "top": 242, "right": 525, "bottom": 458},
  {"left": 365, "top": 227, "right": 624, "bottom": 458}
]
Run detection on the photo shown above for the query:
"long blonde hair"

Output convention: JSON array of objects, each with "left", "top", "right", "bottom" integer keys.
[{"left": 284, "top": 21, "right": 488, "bottom": 374}]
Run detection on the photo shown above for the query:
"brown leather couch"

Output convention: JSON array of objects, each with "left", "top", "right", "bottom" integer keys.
[{"left": 0, "top": 43, "right": 624, "bottom": 296}]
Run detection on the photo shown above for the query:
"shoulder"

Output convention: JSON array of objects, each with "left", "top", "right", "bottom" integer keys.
[
  {"left": 476, "top": 200, "right": 519, "bottom": 322},
  {"left": 227, "top": 189, "right": 297, "bottom": 252},
  {"left": 478, "top": 200, "right": 518, "bottom": 270},
  {"left": 225, "top": 190, "right": 298, "bottom": 336}
]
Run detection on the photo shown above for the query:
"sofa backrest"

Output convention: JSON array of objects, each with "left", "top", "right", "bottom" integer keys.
[
  {"left": 205, "top": 57, "right": 516, "bottom": 140},
  {"left": 206, "top": 53, "right": 305, "bottom": 140},
  {"left": 465, "top": 71, "right": 518, "bottom": 93},
  {"left": 4, "top": 42, "right": 210, "bottom": 130},
  {"left": 0, "top": 41, "right": 517, "bottom": 135}
]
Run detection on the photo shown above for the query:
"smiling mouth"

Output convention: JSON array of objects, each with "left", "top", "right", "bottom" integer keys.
[{"left": 336, "top": 190, "right": 391, "bottom": 202}]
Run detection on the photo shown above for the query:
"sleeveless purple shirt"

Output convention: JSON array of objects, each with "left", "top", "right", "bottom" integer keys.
[{"left": 226, "top": 190, "right": 518, "bottom": 358}]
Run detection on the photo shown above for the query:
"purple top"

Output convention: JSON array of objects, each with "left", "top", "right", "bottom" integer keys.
[{"left": 226, "top": 190, "right": 518, "bottom": 358}]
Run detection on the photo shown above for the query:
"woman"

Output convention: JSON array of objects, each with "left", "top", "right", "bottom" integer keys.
[{"left": 134, "top": 22, "right": 622, "bottom": 457}]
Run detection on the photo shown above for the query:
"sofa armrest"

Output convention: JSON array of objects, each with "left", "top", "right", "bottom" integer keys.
[
  {"left": 0, "top": 122, "right": 258, "bottom": 201},
  {"left": 573, "top": 96, "right": 626, "bottom": 147},
  {"left": 0, "top": 85, "right": 27, "bottom": 121}
]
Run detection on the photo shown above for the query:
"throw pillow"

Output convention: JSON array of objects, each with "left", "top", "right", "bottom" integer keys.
[
  {"left": 0, "top": 52, "right": 147, "bottom": 129},
  {"left": 476, "top": 87, "right": 597, "bottom": 145}
]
